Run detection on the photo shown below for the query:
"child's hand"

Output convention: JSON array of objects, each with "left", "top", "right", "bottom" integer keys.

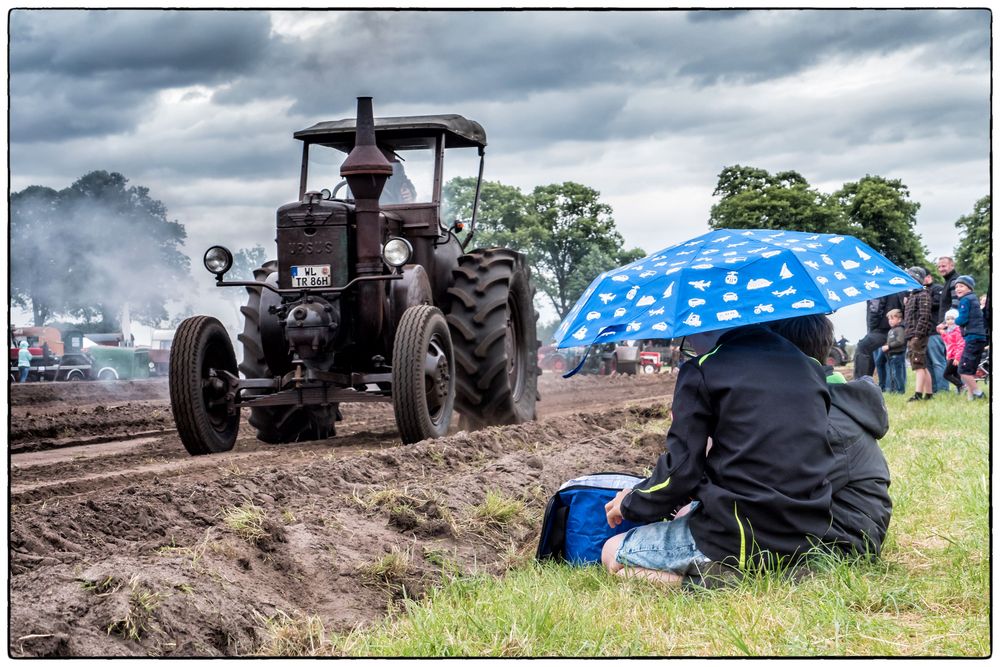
[
  {"left": 881, "top": 344, "right": 889, "bottom": 352},
  {"left": 605, "top": 489, "right": 630, "bottom": 528}
]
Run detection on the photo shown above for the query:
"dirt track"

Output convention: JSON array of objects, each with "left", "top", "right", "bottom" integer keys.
[{"left": 8, "top": 371, "right": 679, "bottom": 657}]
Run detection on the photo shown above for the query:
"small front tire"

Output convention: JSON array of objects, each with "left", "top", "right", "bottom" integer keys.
[
  {"left": 170, "top": 316, "right": 240, "bottom": 456},
  {"left": 392, "top": 305, "right": 455, "bottom": 445}
]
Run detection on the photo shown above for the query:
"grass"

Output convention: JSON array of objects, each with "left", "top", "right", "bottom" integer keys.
[
  {"left": 220, "top": 500, "right": 268, "bottom": 544},
  {"left": 326, "top": 372, "right": 990, "bottom": 657},
  {"left": 106, "top": 576, "right": 169, "bottom": 641},
  {"left": 358, "top": 546, "right": 412, "bottom": 588},
  {"left": 468, "top": 489, "right": 527, "bottom": 529},
  {"left": 254, "top": 610, "right": 329, "bottom": 656}
]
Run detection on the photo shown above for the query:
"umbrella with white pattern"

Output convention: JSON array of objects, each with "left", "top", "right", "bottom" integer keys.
[{"left": 553, "top": 229, "right": 921, "bottom": 350}]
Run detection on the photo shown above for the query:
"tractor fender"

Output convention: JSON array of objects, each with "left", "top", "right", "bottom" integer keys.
[
  {"left": 390, "top": 264, "right": 433, "bottom": 337},
  {"left": 258, "top": 268, "right": 292, "bottom": 376},
  {"left": 431, "top": 233, "right": 464, "bottom": 308}
]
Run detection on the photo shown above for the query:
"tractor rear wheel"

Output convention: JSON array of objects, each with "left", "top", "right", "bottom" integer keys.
[
  {"left": 238, "top": 261, "right": 338, "bottom": 443},
  {"left": 446, "top": 249, "right": 539, "bottom": 430},
  {"left": 170, "top": 316, "right": 240, "bottom": 455},
  {"left": 392, "top": 305, "right": 455, "bottom": 444}
]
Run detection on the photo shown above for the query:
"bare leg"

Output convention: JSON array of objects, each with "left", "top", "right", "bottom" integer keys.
[
  {"left": 961, "top": 373, "right": 980, "bottom": 396},
  {"left": 915, "top": 368, "right": 931, "bottom": 395},
  {"left": 615, "top": 567, "right": 683, "bottom": 587},
  {"left": 602, "top": 534, "right": 627, "bottom": 574},
  {"left": 602, "top": 533, "right": 684, "bottom": 588}
]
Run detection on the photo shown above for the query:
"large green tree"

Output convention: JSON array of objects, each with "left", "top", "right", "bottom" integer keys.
[
  {"left": 709, "top": 165, "right": 849, "bottom": 235},
  {"left": 10, "top": 171, "right": 191, "bottom": 328},
  {"left": 832, "top": 175, "right": 926, "bottom": 269},
  {"left": 526, "top": 183, "right": 644, "bottom": 319},
  {"left": 444, "top": 178, "right": 643, "bottom": 319},
  {"left": 442, "top": 177, "right": 533, "bottom": 250},
  {"left": 954, "top": 195, "right": 990, "bottom": 291},
  {"left": 11, "top": 186, "right": 64, "bottom": 326}
]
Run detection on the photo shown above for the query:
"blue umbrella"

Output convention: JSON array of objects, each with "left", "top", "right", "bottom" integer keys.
[{"left": 553, "top": 228, "right": 922, "bottom": 350}]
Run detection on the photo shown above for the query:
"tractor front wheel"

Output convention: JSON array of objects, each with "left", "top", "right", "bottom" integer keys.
[
  {"left": 169, "top": 316, "right": 240, "bottom": 456},
  {"left": 392, "top": 305, "right": 455, "bottom": 444}
]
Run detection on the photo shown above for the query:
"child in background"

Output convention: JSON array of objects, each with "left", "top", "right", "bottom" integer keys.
[
  {"left": 937, "top": 309, "right": 965, "bottom": 394},
  {"left": 954, "top": 275, "right": 987, "bottom": 400},
  {"left": 879, "top": 309, "right": 907, "bottom": 394}
]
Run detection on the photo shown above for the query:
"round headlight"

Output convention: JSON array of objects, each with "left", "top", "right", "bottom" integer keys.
[
  {"left": 382, "top": 237, "right": 412, "bottom": 268},
  {"left": 204, "top": 246, "right": 233, "bottom": 275},
  {"left": 320, "top": 188, "right": 332, "bottom": 200}
]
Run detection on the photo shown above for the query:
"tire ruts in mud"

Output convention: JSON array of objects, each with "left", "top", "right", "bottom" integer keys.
[
  {"left": 238, "top": 261, "right": 337, "bottom": 443},
  {"left": 446, "top": 248, "right": 540, "bottom": 429}
]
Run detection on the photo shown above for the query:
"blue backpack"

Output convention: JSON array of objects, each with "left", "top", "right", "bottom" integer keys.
[{"left": 536, "top": 472, "right": 644, "bottom": 565}]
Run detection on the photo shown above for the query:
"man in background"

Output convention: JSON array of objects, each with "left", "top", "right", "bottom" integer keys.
[{"left": 923, "top": 271, "right": 948, "bottom": 393}]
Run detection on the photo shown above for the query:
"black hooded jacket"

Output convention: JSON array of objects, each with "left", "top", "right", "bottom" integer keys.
[
  {"left": 621, "top": 325, "right": 833, "bottom": 568},
  {"left": 824, "top": 371, "right": 892, "bottom": 557}
]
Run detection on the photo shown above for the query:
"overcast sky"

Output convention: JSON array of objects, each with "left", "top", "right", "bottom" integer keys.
[{"left": 8, "top": 8, "right": 991, "bottom": 341}]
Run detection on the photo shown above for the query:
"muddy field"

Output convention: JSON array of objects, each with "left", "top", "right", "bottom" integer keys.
[{"left": 8, "top": 371, "right": 679, "bottom": 657}]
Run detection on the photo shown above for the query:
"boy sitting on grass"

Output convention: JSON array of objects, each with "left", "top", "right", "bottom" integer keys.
[
  {"left": 770, "top": 314, "right": 893, "bottom": 558},
  {"left": 601, "top": 324, "right": 834, "bottom": 586}
]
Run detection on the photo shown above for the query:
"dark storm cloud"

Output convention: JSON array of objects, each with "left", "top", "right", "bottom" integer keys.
[
  {"left": 9, "top": 8, "right": 989, "bottom": 147},
  {"left": 675, "top": 9, "right": 989, "bottom": 85},
  {"left": 208, "top": 9, "right": 989, "bottom": 146},
  {"left": 10, "top": 9, "right": 272, "bottom": 142}
]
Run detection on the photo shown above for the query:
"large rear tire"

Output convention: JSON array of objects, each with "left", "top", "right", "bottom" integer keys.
[
  {"left": 238, "top": 261, "right": 337, "bottom": 443},
  {"left": 446, "top": 249, "right": 539, "bottom": 430},
  {"left": 170, "top": 316, "right": 240, "bottom": 455},
  {"left": 392, "top": 305, "right": 455, "bottom": 444}
]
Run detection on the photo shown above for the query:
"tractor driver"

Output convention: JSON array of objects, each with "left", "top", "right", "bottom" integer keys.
[{"left": 379, "top": 147, "right": 416, "bottom": 205}]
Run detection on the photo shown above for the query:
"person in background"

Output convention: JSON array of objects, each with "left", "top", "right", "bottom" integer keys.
[
  {"left": 17, "top": 340, "right": 31, "bottom": 383},
  {"left": 937, "top": 309, "right": 965, "bottom": 394},
  {"left": 855, "top": 291, "right": 905, "bottom": 379},
  {"left": 953, "top": 275, "right": 988, "bottom": 400},
  {"left": 937, "top": 256, "right": 960, "bottom": 316},
  {"left": 903, "top": 267, "right": 934, "bottom": 402},
  {"left": 602, "top": 325, "right": 833, "bottom": 585},
  {"left": 879, "top": 309, "right": 907, "bottom": 394},
  {"left": 769, "top": 314, "right": 892, "bottom": 558},
  {"left": 922, "top": 271, "right": 948, "bottom": 394},
  {"left": 873, "top": 346, "right": 889, "bottom": 393}
]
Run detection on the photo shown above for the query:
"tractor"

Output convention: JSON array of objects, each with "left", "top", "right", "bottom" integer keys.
[{"left": 170, "top": 97, "right": 540, "bottom": 455}]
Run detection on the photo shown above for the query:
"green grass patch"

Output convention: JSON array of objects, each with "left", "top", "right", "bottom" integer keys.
[
  {"left": 220, "top": 500, "right": 268, "bottom": 544},
  {"left": 330, "top": 373, "right": 989, "bottom": 656}
]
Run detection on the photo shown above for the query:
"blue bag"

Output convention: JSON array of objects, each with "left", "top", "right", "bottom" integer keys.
[{"left": 536, "top": 472, "right": 644, "bottom": 565}]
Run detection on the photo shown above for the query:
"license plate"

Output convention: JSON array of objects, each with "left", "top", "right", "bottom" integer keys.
[{"left": 290, "top": 265, "right": 331, "bottom": 288}]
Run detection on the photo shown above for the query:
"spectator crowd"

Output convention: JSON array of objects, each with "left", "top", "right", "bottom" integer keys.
[{"left": 853, "top": 256, "right": 989, "bottom": 402}]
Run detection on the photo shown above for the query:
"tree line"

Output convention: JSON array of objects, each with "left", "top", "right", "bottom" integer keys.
[{"left": 10, "top": 168, "right": 989, "bottom": 332}]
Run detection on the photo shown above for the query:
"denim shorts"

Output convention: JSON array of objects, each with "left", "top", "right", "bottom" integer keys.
[{"left": 615, "top": 502, "right": 712, "bottom": 574}]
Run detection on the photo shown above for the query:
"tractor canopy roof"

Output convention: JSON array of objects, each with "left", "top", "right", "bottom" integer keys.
[{"left": 294, "top": 114, "right": 487, "bottom": 151}]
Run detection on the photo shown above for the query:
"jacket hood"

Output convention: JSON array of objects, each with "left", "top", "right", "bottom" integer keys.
[
  {"left": 828, "top": 374, "right": 889, "bottom": 439},
  {"left": 18, "top": 341, "right": 28, "bottom": 349}
]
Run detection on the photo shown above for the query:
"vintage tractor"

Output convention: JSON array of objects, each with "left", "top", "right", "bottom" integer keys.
[{"left": 170, "top": 97, "right": 539, "bottom": 455}]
